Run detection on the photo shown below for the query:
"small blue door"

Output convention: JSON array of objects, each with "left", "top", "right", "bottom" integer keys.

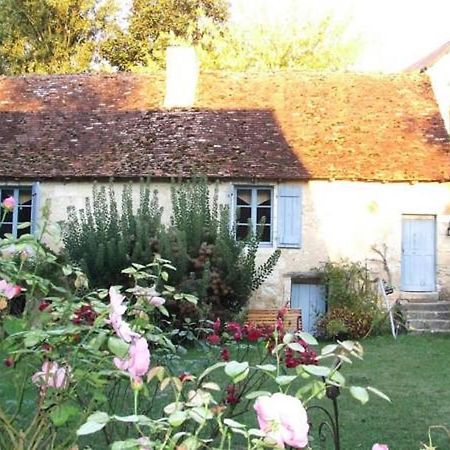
[
  {"left": 401, "top": 216, "right": 436, "bottom": 292},
  {"left": 291, "top": 283, "right": 326, "bottom": 334}
]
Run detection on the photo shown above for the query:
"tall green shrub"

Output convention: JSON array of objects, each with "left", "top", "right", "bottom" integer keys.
[
  {"left": 165, "top": 179, "right": 281, "bottom": 318},
  {"left": 63, "top": 182, "right": 162, "bottom": 287}
]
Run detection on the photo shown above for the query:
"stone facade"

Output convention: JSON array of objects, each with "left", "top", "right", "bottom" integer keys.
[{"left": 10, "top": 179, "right": 450, "bottom": 308}]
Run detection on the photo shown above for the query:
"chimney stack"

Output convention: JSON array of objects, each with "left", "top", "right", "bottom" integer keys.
[{"left": 164, "top": 46, "right": 199, "bottom": 108}]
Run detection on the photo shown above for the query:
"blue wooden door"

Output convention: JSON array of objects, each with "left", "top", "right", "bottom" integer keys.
[
  {"left": 401, "top": 216, "right": 436, "bottom": 292},
  {"left": 291, "top": 283, "right": 326, "bottom": 334}
]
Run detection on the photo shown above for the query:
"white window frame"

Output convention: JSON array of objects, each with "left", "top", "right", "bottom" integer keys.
[{"left": 233, "top": 185, "right": 274, "bottom": 246}]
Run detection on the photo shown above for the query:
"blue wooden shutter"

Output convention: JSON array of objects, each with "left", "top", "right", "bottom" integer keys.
[
  {"left": 31, "top": 182, "right": 40, "bottom": 235},
  {"left": 277, "top": 185, "right": 302, "bottom": 248}
]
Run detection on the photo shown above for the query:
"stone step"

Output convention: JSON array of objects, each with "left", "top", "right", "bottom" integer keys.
[
  {"left": 405, "top": 310, "right": 450, "bottom": 320},
  {"left": 409, "top": 328, "right": 450, "bottom": 335},
  {"left": 402, "top": 302, "right": 450, "bottom": 312},
  {"left": 407, "top": 319, "right": 450, "bottom": 331},
  {"left": 399, "top": 292, "right": 439, "bottom": 302}
]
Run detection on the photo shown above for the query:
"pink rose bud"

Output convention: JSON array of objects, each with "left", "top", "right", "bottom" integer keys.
[
  {"left": 372, "top": 445, "right": 389, "bottom": 450},
  {"left": 149, "top": 296, "right": 165, "bottom": 307},
  {"left": 2, "top": 196, "right": 15, "bottom": 211}
]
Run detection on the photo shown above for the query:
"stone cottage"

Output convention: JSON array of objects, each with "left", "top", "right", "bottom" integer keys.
[{"left": 0, "top": 48, "right": 449, "bottom": 331}]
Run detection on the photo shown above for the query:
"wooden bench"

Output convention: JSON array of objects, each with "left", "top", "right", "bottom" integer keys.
[{"left": 247, "top": 309, "right": 302, "bottom": 331}]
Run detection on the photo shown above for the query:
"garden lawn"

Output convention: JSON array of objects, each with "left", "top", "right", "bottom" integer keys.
[
  {"left": 337, "top": 334, "right": 450, "bottom": 450},
  {"left": 179, "top": 334, "right": 450, "bottom": 450}
]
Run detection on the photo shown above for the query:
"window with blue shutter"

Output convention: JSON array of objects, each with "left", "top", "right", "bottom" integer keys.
[
  {"left": 234, "top": 186, "right": 273, "bottom": 244},
  {"left": 0, "top": 183, "right": 40, "bottom": 238},
  {"left": 277, "top": 185, "right": 302, "bottom": 248}
]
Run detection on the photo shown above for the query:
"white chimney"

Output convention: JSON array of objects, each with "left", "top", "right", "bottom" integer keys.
[{"left": 164, "top": 46, "right": 199, "bottom": 108}]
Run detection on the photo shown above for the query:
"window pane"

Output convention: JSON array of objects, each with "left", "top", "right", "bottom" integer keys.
[
  {"left": 1, "top": 189, "right": 14, "bottom": 201},
  {"left": 18, "top": 206, "right": 31, "bottom": 223},
  {"left": 257, "top": 189, "right": 271, "bottom": 206},
  {"left": 257, "top": 207, "right": 271, "bottom": 224},
  {"left": 17, "top": 225, "right": 31, "bottom": 237},
  {"left": 257, "top": 225, "right": 271, "bottom": 242},
  {"left": 236, "top": 206, "right": 251, "bottom": 224},
  {"left": 236, "top": 224, "right": 250, "bottom": 240},
  {"left": 0, "top": 223, "right": 12, "bottom": 236},
  {"left": 2, "top": 211, "right": 12, "bottom": 222},
  {"left": 19, "top": 190, "right": 32, "bottom": 206},
  {"left": 237, "top": 189, "right": 252, "bottom": 206}
]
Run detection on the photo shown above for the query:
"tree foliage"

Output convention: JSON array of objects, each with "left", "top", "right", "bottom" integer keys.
[
  {"left": 0, "top": 0, "right": 117, "bottom": 75},
  {"left": 100, "top": 0, "right": 229, "bottom": 71}
]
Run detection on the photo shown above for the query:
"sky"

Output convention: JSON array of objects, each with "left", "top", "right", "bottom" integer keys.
[{"left": 230, "top": 0, "right": 450, "bottom": 72}]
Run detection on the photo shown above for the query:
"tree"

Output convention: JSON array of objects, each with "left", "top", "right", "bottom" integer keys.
[
  {"left": 100, "top": 0, "right": 230, "bottom": 71},
  {"left": 196, "top": 15, "right": 361, "bottom": 71},
  {"left": 0, "top": 0, "right": 118, "bottom": 75}
]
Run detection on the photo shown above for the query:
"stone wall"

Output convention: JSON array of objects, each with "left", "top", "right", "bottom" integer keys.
[{"left": 8, "top": 179, "right": 450, "bottom": 307}]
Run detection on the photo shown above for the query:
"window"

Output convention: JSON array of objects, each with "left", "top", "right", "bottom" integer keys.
[
  {"left": 235, "top": 186, "right": 272, "bottom": 243},
  {"left": 0, "top": 186, "right": 38, "bottom": 238}
]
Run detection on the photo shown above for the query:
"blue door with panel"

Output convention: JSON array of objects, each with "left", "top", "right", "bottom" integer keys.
[
  {"left": 401, "top": 216, "right": 436, "bottom": 292},
  {"left": 291, "top": 283, "right": 326, "bottom": 334}
]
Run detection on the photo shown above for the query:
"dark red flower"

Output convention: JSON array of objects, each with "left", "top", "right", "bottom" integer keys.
[
  {"left": 220, "top": 347, "right": 230, "bottom": 362},
  {"left": 213, "top": 318, "right": 221, "bottom": 334},
  {"left": 42, "top": 343, "right": 52, "bottom": 353},
  {"left": 4, "top": 356, "right": 14, "bottom": 368},
  {"left": 38, "top": 301, "right": 50, "bottom": 312},
  {"left": 227, "top": 322, "right": 242, "bottom": 341},
  {"left": 246, "top": 326, "right": 263, "bottom": 342},
  {"left": 225, "top": 384, "right": 239, "bottom": 405},
  {"left": 207, "top": 334, "right": 221, "bottom": 345},
  {"left": 72, "top": 304, "right": 97, "bottom": 325},
  {"left": 179, "top": 372, "right": 193, "bottom": 382}
]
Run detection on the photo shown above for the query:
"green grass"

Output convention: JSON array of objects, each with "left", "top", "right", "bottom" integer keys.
[
  {"left": 2, "top": 334, "right": 450, "bottom": 449},
  {"left": 337, "top": 334, "right": 450, "bottom": 450}
]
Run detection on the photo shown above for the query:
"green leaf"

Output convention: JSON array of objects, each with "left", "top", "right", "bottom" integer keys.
[
  {"left": 111, "top": 440, "right": 142, "bottom": 450},
  {"left": 183, "top": 294, "right": 198, "bottom": 305},
  {"left": 245, "top": 391, "right": 271, "bottom": 400},
  {"left": 275, "top": 375, "right": 297, "bottom": 386},
  {"left": 225, "top": 361, "right": 249, "bottom": 383},
  {"left": 224, "top": 418, "right": 246, "bottom": 429},
  {"left": 198, "top": 362, "right": 226, "bottom": 382},
  {"left": 288, "top": 342, "right": 305, "bottom": 353},
  {"left": 121, "top": 267, "right": 137, "bottom": 274},
  {"left": 24, "top": 330, "right": 44, "bottom": 347},
  {"left": 108, "top": 337, "right": 129, "bottom": 358},
  {"left": 367, "top": 386, "right": 391, "bottom": 402},
  {"left": 188, "top": 407, "right": 213, "bottom": 424},
  {"left": 350, "top": 386, "right": 369, "bottom": 404},
  {"left": 168, "top": 410, "right": 188, "bottom": 427},
  {"left": 3, "top": 317, "right": 27, "bottom": 336},
  {"left": 302, "top": 365, "right": 331, "bottom": 377},
  {"left": 321, "top": 344, "right": 338, "bottom": 355},
  {"left": 17, "top": 222, "right": 31, "bottom": 230},
  {"left": 255, "top": 364, "right": 277, "bottom": 372},
  {"left": 77, "top": 421, "right": 107, "bottom": 436},
  {"left": 87, "top": 411, "right": 110, "bottom": 423},
  {"left": 50, "top": 403, "right": 81, "bottom": 427},
  {"left": 296, "top": 331, "right": 318, "bottom": 345}
]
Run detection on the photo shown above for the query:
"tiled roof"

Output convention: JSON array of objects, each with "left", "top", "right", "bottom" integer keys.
[{"left": 0, "top": 71, "right": 449, "bottom": 181}]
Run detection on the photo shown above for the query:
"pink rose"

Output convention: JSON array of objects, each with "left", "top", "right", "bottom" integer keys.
[
  {"left": 254, "top": 393, "right": 309, "bottom": 449},
  {"left": 372, "top": 445, "right": 389, "bottom": 450},
  {"left": 114, "top": 337, "right": 150, "bottom": 382},
  {"left": 32, "top": 361, "right": 71, "bottom": 389},
  {"left": 2, "top": 196, "right": 15, "bottom": 211},
  {"left": 149, "top": 296, "right": 165, "bottom": 307},
  {"left": 0, "top": 279, "right": 22, "bottom": 299},
  {"left": 109, "top": 287, "right": 139, "bottom": 342}
]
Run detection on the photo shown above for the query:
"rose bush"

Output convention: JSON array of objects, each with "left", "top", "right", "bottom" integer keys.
[{"left": 0, "top": 201, "right": 394, "bottom": 450}]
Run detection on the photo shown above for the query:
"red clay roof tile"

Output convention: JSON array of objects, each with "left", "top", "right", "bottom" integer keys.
[{"left": 0, "top": 71, "right": 448, "bottom": 181}]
